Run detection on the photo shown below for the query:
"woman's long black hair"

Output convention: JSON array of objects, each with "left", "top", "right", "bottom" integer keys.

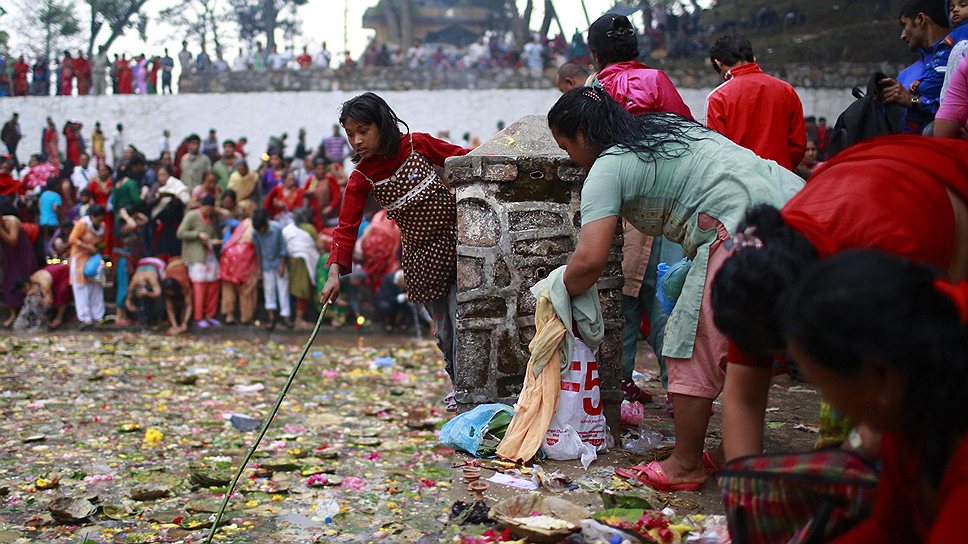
[
  {"left": 711, "top": 204, "right": 818, "bottom": 354},
  {"left": 781, "top": 250, "right": 968, "bottom": 488},
  {"left": 547, "top": 86, "right": 706, "bottom": 162},
  {"left": 339, "top": 92, "right": 410, "bottom": 162}
]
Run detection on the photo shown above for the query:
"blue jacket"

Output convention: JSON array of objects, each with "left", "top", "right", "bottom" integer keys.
[{"left": 899, "top": 35, "right": 954, "bottom": 133}]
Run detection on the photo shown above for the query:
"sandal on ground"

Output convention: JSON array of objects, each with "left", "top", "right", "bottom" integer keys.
[
  {"left": 621, "top": 378, "right": 653, "bottom": 404},
  {"left": 195, "top": 320, "right": 210, "bottom": 329},
  {"left": 614, "top": 461, "right": 704, "bottom": 492},
  {"left": 703, "top": 451, "right": 720, "bottom": 473}
]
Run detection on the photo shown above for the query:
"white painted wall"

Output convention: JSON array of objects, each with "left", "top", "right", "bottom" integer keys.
[{"left": 0, "top": 88, "right": 856, "bottom": 162}]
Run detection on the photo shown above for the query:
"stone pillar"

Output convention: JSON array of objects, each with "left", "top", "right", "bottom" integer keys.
[{"left": 446, "top": 115, "right": 624, "bottom": 436}]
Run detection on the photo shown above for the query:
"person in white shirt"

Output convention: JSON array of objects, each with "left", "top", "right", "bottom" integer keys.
[
  {"left": 111, "top": 124, "right": 125, "bottom": 168},
  {"left": 232, "top": 48, "right": 249, "bottom": 71},
  {"left": 70, "top": 153, "right": 98, "bottom": 191},
  {"left": 316, "top": 42, "right": 332, "bottom": 69},
  {"left": 267, "top": 45, "right": 287, "bottom": 70},
  {"left": 159, "top": 129, "right": 171, "bottom": 157}
]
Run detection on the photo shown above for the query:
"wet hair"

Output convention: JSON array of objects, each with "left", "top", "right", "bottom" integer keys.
[
  {"left": 339, "top": 92, "right": 409, "bottom": 162},
  {"left": 161, "top": 278, "right": 182, "bottom": 299},
  {"left": 711, "top": 204, "right": 818, "bottom": 354},
  {"left": 709, "top": 33, "right": 755, "bottom": 72},
  {"left": 588, "top": 14, "right": 639, "bottom": 68},
  {"left": 900, "top": 0, "right": 949, "bottom": 27},
  {"left": 781, "top": 250, "right": 968, "bottom": 488},
  {"left": 88, "top": 204, "right": 107, "bottom": 217},
  {"left": 14, "top": 276, "right": 29, "bottom": 293},
  {"left": 547, "top": 86, "right": 708, "bottom": 162},
  {"left": 252, "top": 208, "right": 269, "bottom": 230}
]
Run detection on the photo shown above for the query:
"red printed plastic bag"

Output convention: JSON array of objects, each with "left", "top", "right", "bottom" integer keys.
[{"left": 543, "top": 339, "right": 608, "bottom": 463}]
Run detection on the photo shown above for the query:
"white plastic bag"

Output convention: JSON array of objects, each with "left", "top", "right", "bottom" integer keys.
[{"left": 542, "top": 339, "right": 607, "bottom": 464}]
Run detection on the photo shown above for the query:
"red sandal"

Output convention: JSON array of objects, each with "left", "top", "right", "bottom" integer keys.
[{"left": 614, "top": 461, "right": 704, "bottom": 492}]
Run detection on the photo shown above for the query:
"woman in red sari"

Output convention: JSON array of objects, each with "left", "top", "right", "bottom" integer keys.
[
  {"left": 359, "top": 209, "right": 400, "bottom": 292},
  {"left": 117, "top": 57, "right": 133, "bottom": 94},
  {"left": 263, "top": 170, "right": 305, "bottom": 221},
  {"left": 219, "top": 201, "right": 259, "bottom": 324}
]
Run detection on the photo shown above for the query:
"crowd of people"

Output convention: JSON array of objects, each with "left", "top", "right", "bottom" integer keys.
[
  {"left": 0, "top": 112, "right": 448, "bottom": 338},
  {"left": 2, "top": 0, "right": 968, "bottom": 539},
  {"left": 543, "top": 2, "right": 967, "bottom": 541}
]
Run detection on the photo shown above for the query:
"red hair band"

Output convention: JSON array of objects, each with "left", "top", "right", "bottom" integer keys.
[
  {"left": 583, "top": 89, "right": 602, "bottom": 102},
  {"left": 934, "top": 279, "right": 968, "bottom": 324}
]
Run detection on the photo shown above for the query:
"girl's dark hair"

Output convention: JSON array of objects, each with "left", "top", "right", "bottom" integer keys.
[
  {"left": 548, "top": 86, "right": 707, "bottom": 162},
  {"left": 45, "top": 175, "right": 60, "bottom": 192},
  {"left": 711, "top": 204, "right": 818, "bottom": 354},
  {"left": 339, "top": 92, "right": 409, "bottom": 162},
  {"left": 781, "top": 250, "right": 968, "bottom": 488},
  {"left": 161, "top": 278, "right": 182, "bottom": 303},
  {"left": 588, "top": 14, "right": 639, "bottom": 69}
]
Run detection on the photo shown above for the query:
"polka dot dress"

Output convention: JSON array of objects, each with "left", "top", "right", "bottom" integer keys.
[{"left": 361, "top": 139, "right": 456, "bottom": 304}]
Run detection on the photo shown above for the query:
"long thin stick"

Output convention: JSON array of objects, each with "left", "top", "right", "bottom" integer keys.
[{"left": 203, "top": 304, "right": 328, "bottom": 543}]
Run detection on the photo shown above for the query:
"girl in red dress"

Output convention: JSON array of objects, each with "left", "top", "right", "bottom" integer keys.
[{"left": 318, "top": 92, "right": 469, "bottom": 411}]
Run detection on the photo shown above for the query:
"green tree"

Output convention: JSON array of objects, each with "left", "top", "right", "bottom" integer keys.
[
  {"left": 228, "top": 0, "right": 308, "bottom": 52},
  {"left": 85, "top": 0, "right": 152, "bottom": 57},
  {"left": 158, "top": 0, "right": 228, "bottom": 57},
  {"left": 12, "top": 0, "right": 81, "bottom": 63}
]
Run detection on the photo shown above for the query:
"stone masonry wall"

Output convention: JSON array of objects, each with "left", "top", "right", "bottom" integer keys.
[
  {"left": 447, "top": 116, "right": 624, "bottom": 436},
  {"left": 178, "top": 62, "right": 906, "bottom": 93}
]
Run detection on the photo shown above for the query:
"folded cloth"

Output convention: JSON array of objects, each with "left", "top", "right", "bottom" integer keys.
[
  {"left": 495, "top": 294, "right": 565, "bottom": 463},
  {"left": 529, "top": 265, "right": 605, "bottom": 375}
]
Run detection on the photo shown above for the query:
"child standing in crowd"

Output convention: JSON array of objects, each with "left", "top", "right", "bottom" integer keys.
[
  {"left": 283, "top": 208, "right": 320, "bottom": 330},
  {"left": 68, "top": 204, "right": 106, "bottom": 329},
  {"left": 319, "top": 92, "right": 470, "bottom": 411},
  {"left": 252, "top": 208, "right": 291, "bottom": 330},
  {"left": 177, "top": 194, "right": 221, "bottom": 328},
  {"left": 781, "top": 251, "right": 968, "bottom": 543}
]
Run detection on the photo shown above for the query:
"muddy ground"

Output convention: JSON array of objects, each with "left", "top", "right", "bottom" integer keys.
[{"left": 0, "top": 328, "right": 822, "bottom": 543}]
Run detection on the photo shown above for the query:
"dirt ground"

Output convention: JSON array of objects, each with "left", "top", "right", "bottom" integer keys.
[{"left": 0, "top": 329, "right": 823, "bottom": 543}]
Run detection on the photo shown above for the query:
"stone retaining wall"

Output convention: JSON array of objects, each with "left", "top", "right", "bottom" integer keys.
[{"left": 179, "top": 62, "right": 906, "bottom": 93}]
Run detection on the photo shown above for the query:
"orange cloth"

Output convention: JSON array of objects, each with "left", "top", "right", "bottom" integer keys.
[{"left": 496, "top": 295, "right": 565, "bottom": 463}]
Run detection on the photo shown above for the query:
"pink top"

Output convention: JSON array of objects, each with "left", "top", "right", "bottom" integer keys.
[
  {"left": 937, "top": 55, "right": 968, "bottom": 126},
  {"left": 597, "top": 61, "right": 694, "bottom": 120}
]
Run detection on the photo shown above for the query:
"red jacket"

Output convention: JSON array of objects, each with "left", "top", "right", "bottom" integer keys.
[{"left": 704, "top": 63, "right": 806, "bottom": 171}]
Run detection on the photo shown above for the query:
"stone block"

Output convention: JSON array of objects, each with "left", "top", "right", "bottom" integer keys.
[
  {"left": 493, "top": 259, "right": 511, "bottom": 289},
  {"left": 482, "top": 164, "right": 518, "bottom": 182},
  {"left": 497, "top": 375, "right": 525, "bottom": 398},
  {"left": 508, "top": 210, "right": 562, "bottom": 231},
  {"left": 457, "top": 258, "right": 484, "bottom": 291},
  {"left": 458, "top": 297, "right": 508, "bottom": 320},
  {"left": 512, "top": 237, "right": 574, "bottom": 258},
  {"left": 457, "top": 199, "right": 501, "bottom": 247},
  {"left": 498, "top": 180, "right": 573, "bottom": 204}
]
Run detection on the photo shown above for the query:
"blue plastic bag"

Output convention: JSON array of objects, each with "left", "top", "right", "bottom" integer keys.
[
  {"left": 439, "top": 403, "right": 513, "bottom": 457},
  {"left": 83, "top": 254, "right": 104, "bottom": 279},
  {"left": 656, "top": 258, "right": 692, "bottom": 315}
]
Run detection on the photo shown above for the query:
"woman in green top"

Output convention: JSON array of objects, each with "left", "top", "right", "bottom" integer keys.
[{"left": 549, "top": 87, "right": 803, "bottom": 491}]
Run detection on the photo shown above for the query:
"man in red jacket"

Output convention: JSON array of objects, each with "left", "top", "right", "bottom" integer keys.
[{"left": 704, "top": 33, "right": 806, "bottom": 171}]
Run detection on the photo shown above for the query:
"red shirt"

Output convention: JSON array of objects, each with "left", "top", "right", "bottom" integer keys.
[
  {"left": 705, "top": 62, "right": 806, "bottom": 170},
  {"left": 327, "top": 133, "right": 469, "bottom": 272},
  {"left": 729, "top": 135, "right": 968, "bottom": 367},
  {"left": 0, "top": 172, "right": 21, "bottom": 196},
  {"left": 263, "top": 185, "right": 305, "bottom": 218},
  {"left": 296, "top": 54, "right": 312, "bottom": 69},
  {"left": 833, "top": 433, "right": 968, "bottom": 543}
]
